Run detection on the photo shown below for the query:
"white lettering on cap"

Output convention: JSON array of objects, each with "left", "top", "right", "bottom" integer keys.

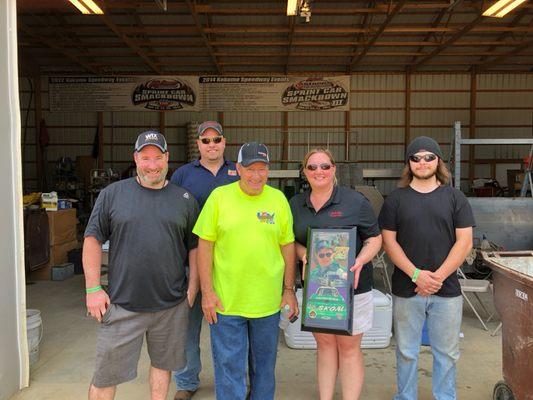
[
  {"left": 145, "top": 133, "right": 159, "bottom": 141},
  {"left": 258, "top": 152, "right": 267, "bottom": 157}
]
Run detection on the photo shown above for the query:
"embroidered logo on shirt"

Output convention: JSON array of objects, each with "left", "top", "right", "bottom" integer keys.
[
  {"left": 228, "top": 169, "right": 237, "bottom": 176},
  {"left": 183, "top": 192, "right": 190, "bottom": 199},
  {"left": 257, "top": 211, "right": 275, "bottom": 224},
  {"left": 329, "top": 210, "right": 342, "bottom": 218}
]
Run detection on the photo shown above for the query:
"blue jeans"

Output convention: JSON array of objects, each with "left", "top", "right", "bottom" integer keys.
[
  {"left": 210, "top": 312, "right": 280, "bottom": 400},
  {"left": 393, "top": 294, "right": 463, "bottom": 400},
  {"left": 173, "top": 293, "right": 203, "bottom": 391}
]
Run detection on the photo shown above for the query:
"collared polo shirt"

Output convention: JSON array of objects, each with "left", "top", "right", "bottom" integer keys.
[
  {"left": 289, "top": 185, "right": 380, "bottom": 294},
  {"left": 170, "top": 159, "right": 239, "bottom": 208}
]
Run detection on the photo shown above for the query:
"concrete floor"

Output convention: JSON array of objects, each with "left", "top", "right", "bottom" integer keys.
[{"left": 13, "top": 275, "right": 503, "bottom": 400}]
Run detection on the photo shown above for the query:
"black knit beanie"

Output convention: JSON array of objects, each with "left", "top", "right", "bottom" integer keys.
[{"left": 405, "top": 136, "right": 443, "bottom": 163}]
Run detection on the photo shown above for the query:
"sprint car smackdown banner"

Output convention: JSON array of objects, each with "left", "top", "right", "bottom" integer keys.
[{"left": 48, "top": 75, "right": 350, "bottom": 112}]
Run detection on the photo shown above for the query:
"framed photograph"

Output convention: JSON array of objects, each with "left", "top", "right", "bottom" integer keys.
[{"left": 301, "top": 227, "right": 357, "bottom": 335}]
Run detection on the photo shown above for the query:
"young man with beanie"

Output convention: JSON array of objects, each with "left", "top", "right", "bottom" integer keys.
[
  {"left": 170, "top": 121, "right": 239, "bottom": 400},
  {"left": 83, "top": 131, "right": 199, "bottom": 400},
  {"left": 194, "top": 142, "right": 298, "bottom": 400},
  {"left": 379, "top": 136, "right": 475, "bottom": 400}
]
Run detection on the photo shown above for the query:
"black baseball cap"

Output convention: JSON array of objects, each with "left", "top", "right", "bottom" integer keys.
[
  {"left": 135, "top": 131, "right": 167, "bottom": 153},
  {"left": 198, "top": 121, "right": 223, "bottom": 137},
  {"left": 237, "top": 142, "right": 270, "bottom": 167}
]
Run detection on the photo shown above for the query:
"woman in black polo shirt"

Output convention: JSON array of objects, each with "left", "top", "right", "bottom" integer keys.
[{"left": 289, "top": 148, "right": 382, "bottom": 400}]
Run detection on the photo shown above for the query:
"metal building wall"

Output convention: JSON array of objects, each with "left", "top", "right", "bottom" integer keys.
[{"left": 20, "top": 73, "right": 533, "bottom": 196}]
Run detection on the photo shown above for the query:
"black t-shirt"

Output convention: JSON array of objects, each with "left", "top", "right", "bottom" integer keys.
[
  {"left": 84, "top": 178, "right": 199, "bottom": 312},
  {"left": 290, "top": 186, "right": 381, "bottom": 295},
  {"left": 378, "top": 185, "right": 475, "bottom": 298}
]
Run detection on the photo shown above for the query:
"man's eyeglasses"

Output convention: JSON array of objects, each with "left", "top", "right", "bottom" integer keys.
[
  {"left": 318, "top": 252, "right": 332, "bottom": 259},
  {"left": 306, "top": 163, "right": 333, "bottom": 171},
  {"left": 200, "top": 136, "right": 223, "bottom": 145},
  {"left": 409, "top": 154, "right": 437, "bottom": 163}
]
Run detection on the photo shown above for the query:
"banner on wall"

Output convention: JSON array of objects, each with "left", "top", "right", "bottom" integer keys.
[
  {"left": 199, "top": 75, "right": 350, "bottom": 111},
  {"left": 49, "top": 76, "right": 200, "bottom": 112},
  {"left": 49, "top": 75, "right": 350, "bottom": 112}
]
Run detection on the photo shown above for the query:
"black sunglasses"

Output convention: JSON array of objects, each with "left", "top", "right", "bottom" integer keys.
[
  {"left": 318, "top": 252, "right": 332, "bottom": 259},
  {"left": 200, "top": 136, "right": 223, "bottom": 145},
  {"left": 409, "top": 154, "right": 437, "bottom": 163},
  {"left": 306, "top": 163, "right": 333, "bottom": 171}
]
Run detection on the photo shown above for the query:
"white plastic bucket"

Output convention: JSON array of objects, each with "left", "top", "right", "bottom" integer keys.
[{"left": 26, "top": 309, "right": 43, "bottom": 365}]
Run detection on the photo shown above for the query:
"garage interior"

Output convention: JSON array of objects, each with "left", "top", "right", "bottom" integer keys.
[{"left": 12, "top": 0, "right": 533, "bottom": 399}]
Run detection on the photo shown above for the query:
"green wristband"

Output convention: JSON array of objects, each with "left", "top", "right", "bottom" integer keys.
[
  {"left": 86, "top": 285, "right": 102, "bottom": 294},
  {"left": 411, "top": 268, "right": 420, "bottom": 283}
]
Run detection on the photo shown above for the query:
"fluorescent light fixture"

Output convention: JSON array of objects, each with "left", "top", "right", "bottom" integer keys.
[
  {"left": 69, "top": 0, "right": 104, "bottom": 15},
  {"left": 82, "top": 0, "right": 104, "bottom": 14},
  {"left": 287, "top": 0, "right": 299, "bottom": 16},
  {"left": 482, "top": 0, "right": 527, "bottom": 18},
  {"left": 69, "top": 0, "right": 90, "bottom": 14}
]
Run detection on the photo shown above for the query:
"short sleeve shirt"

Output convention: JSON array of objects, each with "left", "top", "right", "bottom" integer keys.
[
  {"left": 290, "top": 186, "right": 381, "bottom": 295},
  {"left": 84, "top": 178, "right": 199, "bottom": 312},
  {"left": 193, "top": 182, "right": 294, "bottom": 318},
  {"left": 378, "top": 185, "right": 475, "bottom": 298},
  {"left": 170, "top": 159, "right": 239, "bottom": 208}
]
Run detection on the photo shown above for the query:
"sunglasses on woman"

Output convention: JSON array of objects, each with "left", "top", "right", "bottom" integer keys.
[
  {"left": 200, "top": 136, "right": 223, "bottom": 145},
  {"left": 318, "top": 252, "right": 332, "bottom": 259},
  {"left": 306, "top": 163, "right": 333, "bottom": 171},
  {"left": 409, "top": 154, "right": 437, "bottom": 163}
]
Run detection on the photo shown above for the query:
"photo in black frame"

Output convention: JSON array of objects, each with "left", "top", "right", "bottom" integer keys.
[{"left": 301, "top": 227, "right": 357, "bottom": 335}]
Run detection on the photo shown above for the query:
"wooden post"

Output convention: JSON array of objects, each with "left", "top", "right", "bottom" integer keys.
[
  {"left": 282, "top": 111, "right": 289, "bottom": 168},
  {"left": 404, "top": 70, "right": 411, "bottom": 150},
  {"left": 34, "top": 74, "right": 43, "bottom": 191},
  {"left": 469, "top": 69, "right": 477, "bottom": 188},
  {"left": 344, "top": 110, "right": 350, "bottom": 161},
  {"left": 97, "top": 112, "right": 104, "bottom": 169},
  {"left": 159, "top": 111, "right": 165, "bottom": 134}
]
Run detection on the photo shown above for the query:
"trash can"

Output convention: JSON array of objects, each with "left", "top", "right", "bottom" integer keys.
[{"left": 483, "top": 251, "right": 533, "bottom": 400}]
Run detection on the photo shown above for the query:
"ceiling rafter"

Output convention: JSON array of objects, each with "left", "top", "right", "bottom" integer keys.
[
  {"left": 349, "top": 0, "right": 408, "bottom": 70},
  {"left": 410, "top": 5, "right": 452, "bottom": 64},
  {"left": 51, "top": 13, "right": 103, "bottom": 73},
  {"left": 285, "top": 16, "right": 296, "bottom": 74},
  {"left": 185, "top": 0, "right": 221, "bottom": 74},
  {"left": 347, "top": 0, "right": 375, "bottom": 73},
  {"left": 477, "top": 7, "right": 529, "bottom": 66},
  {"left": 478, "top": 38, "right": 533, "bottom": 71},
  {"left": 96, "top": 8, "right": 161, "bottom": 74},
  {"left": 411, "top": 13, "right": 485, "bottom": 71},
  {"left": 18, "top": 21, "right": 98, "bottom": 74}
]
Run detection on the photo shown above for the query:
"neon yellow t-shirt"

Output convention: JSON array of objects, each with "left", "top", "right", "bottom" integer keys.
[{"left": 193, "top": 181, "right": 294, "bottom": 318}]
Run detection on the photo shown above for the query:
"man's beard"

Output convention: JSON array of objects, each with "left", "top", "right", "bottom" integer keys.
[
  {"left": 412, "top": 168, "right": 437, "bottom": 180},
  {"left": 137, "top": 167, "right": 168, "bottom": 186}
]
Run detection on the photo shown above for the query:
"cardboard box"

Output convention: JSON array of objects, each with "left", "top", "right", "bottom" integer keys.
[
  {"left": 47, "top": 209, "right": 77, "bottom": 246},
  {"left": 30, "top": 240, "right": 79, "bottom": 280}
]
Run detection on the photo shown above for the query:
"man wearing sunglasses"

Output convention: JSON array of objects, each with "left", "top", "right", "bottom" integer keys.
[
  {"left": 379, "top": 136, "right": 475, "bottom": 400},
  {"left": 170, "top": 121, "right": 238, "bottom": 400},
  {"left": 194, "top": 142, "right": 298, "bottom": 400},
  {"left": 310, "top": 240, "right": 345, "bottom": 283}
]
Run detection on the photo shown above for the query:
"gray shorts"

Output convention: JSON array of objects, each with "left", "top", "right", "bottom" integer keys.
[{"left": 92, "top": 300, "right": 189, "bottom": 388}]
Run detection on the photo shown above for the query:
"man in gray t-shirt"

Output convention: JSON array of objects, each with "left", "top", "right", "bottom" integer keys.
[{"left": 83, "top": 131, "right": 199, "bottom": 400}]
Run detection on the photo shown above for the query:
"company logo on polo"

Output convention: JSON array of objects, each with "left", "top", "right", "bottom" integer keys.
[
  {"left": 145, "top": 133, "right": 158, "bottom": 141},
  {"left": 257, "top": 211, "right": 275, "bottom": 224}
]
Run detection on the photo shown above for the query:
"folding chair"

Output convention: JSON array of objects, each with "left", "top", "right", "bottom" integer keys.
[
  {"left": 458, "top": 267, "right": 492, "bottom": 331},
  {"left": 372, "top": 250, "right": 392, "bottom": 294}
]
